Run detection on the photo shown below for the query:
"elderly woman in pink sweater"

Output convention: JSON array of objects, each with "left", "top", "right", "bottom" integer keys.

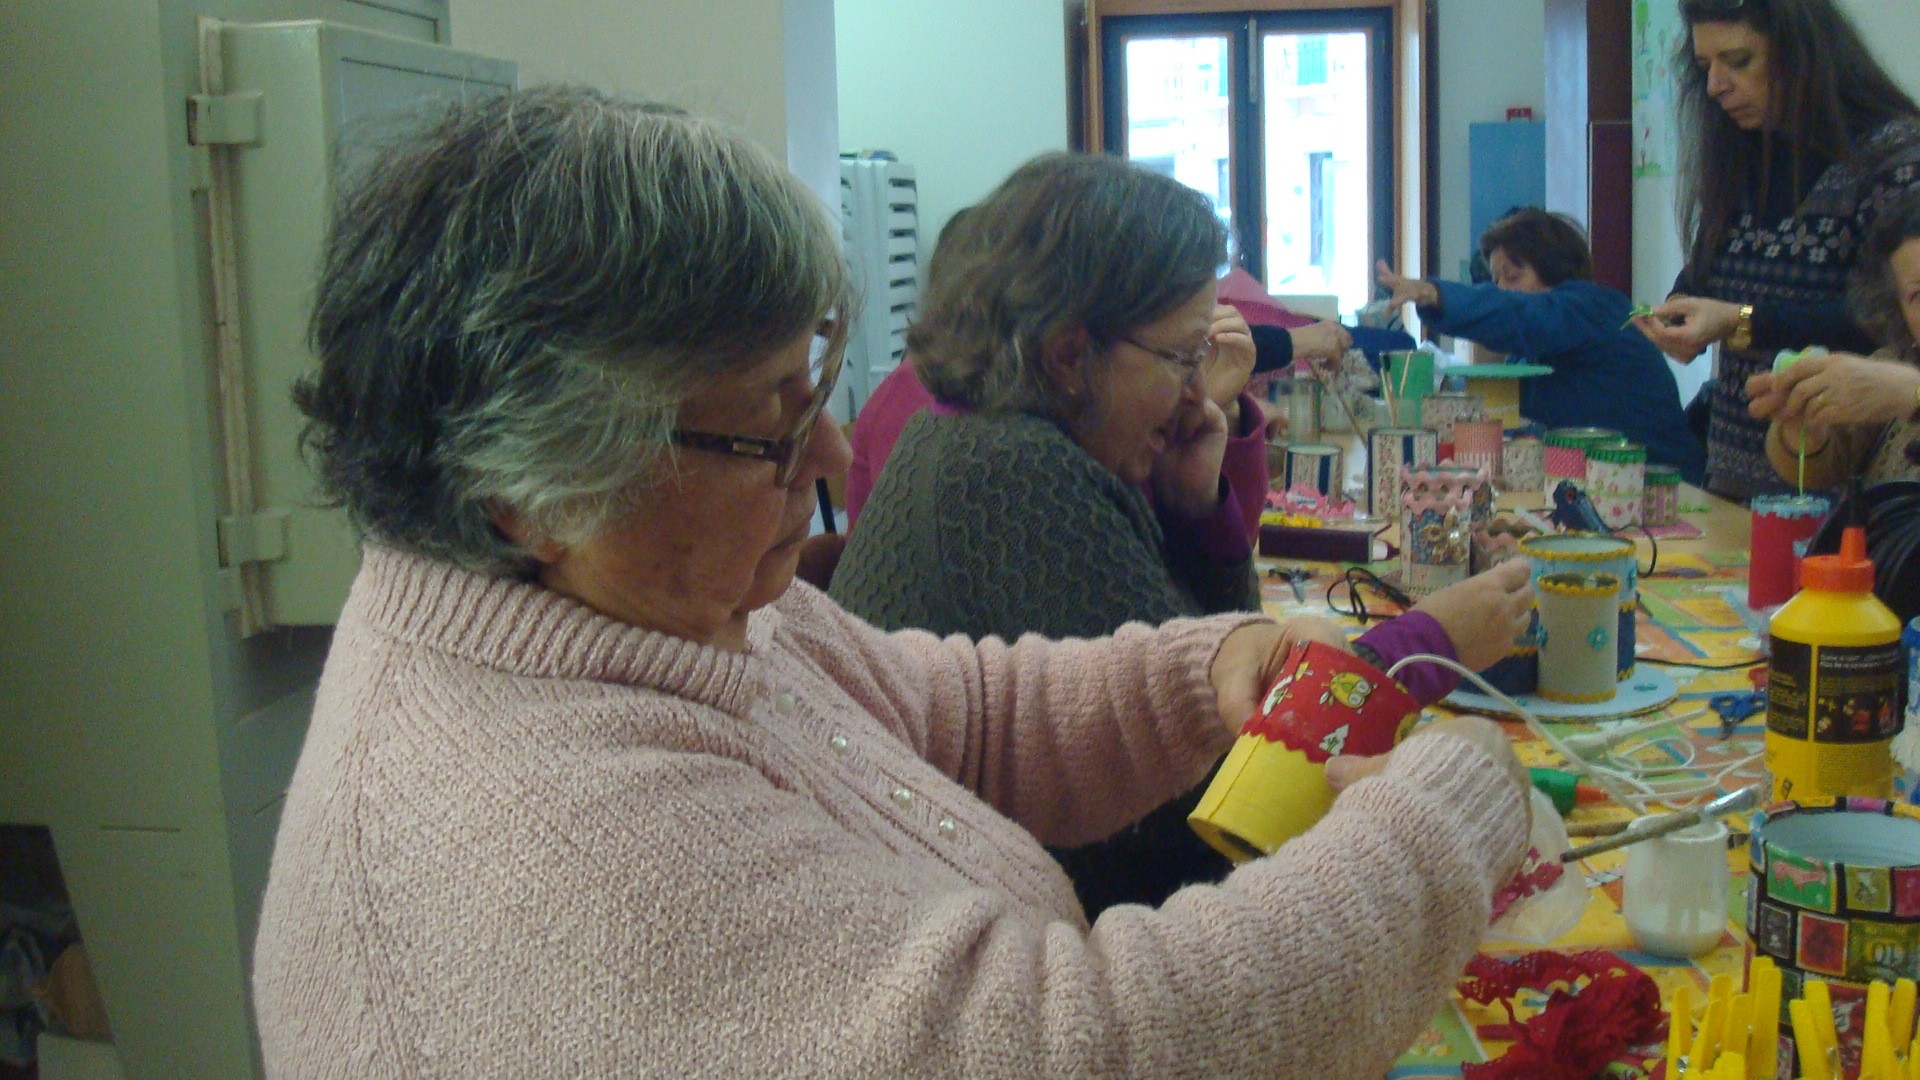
[{"left": 253, "top": 86, "right": 1533, "bottom": 1078}]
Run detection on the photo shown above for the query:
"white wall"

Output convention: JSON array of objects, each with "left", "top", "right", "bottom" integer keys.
[
  {"left": 1435, "top": 0, "right": 1545, "bottom": 282},
  {"left": 453, "top": 0, "right": 841, "bottom": 211},
  {"left": 834, "top": 0, "right": 1069, "bottom": 258}
]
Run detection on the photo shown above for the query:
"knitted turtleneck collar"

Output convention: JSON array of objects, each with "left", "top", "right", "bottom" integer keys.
[{"left": 347, "top": 544, "right": 779, "bottom": 716}]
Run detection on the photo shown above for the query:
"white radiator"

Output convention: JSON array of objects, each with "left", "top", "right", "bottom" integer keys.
[{"left": 839, "top": 157, "right": 919, "bottom": 417}]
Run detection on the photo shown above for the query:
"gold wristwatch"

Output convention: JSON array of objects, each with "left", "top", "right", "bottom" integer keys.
[{"left": 1727, "top": 304, "right": 1755, "bottom": 352}]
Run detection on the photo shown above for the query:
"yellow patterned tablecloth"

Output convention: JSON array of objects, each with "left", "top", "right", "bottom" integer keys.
[{"left": 1258, "top": 500, "right": 1768, "bottom": 1077}]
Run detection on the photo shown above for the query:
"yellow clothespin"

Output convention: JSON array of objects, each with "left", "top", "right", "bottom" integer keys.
[
  {"left": 1727, "top": 992, "right": 1753, "bottom": 1063},
  {"left": 1893, "top": 978, "right": 1917, "bottom": 1053},
  {"left": 1670, "top": 981, "right": 1693, "bottom": 1080},
  {"left": 1698, "top": 973, "right": 1732, "bottom": 1064},
  {"left": 1791, "top": 997, "right": 1833, "bottom": 1080},
  {"left": 1751, "top": 957, "right": 1782, "bottom": 1079},
  {"left": 1807, "top": 980, "right": 1841, "bottom": 1068}
]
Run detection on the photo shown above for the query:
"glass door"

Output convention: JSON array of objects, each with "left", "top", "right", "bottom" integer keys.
[
  {"left": 1103, "top": 9, "right": 1395, "bottom": 318},
  {"left": 1258, "top": 13, "right": 1391, "bottom": 315},
  {"left": 1105, "top": 17, "right": 1246, "bottom": 262}
]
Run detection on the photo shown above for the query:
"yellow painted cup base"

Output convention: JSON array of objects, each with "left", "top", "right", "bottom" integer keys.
[{"left": 1189, "top": 734, "right": 1333, "bottom": 863}]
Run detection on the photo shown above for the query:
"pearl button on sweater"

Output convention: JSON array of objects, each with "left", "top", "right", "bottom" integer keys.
[{"left": 253, "top": 545, "right": 1528, "bottom": 1079}]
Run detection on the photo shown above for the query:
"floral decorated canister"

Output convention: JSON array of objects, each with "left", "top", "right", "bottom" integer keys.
[
  {"left": 1543, "top": 426, "right": 1621, "bottom": 501},
  {"left": 1503, "top": 435, "right": 1544, "bottom": 496},
  {"left": 1421, "top": 391, "right": 1482, "bottom": 444},
  {"left": 1644, "top": 465, "right": 1682, "bottom": 527},
  {"left": 1400, "top": 463, "right": 1491, "bottom": 595},
  {"left": 1585, "top": 441, "right": 1647, "bottom": 530}
]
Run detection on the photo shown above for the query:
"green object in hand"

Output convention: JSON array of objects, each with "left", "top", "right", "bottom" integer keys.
[
  {"left": 1621, "top": 302, "right": 1655, "bottom": 329},
  {"left": 1772, "top": 346, "right": 1828, "bottom": 374}
]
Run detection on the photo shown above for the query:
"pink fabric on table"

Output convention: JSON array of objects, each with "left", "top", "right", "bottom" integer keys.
[
  {"left": 1217, "top": 268, "right": 1317, "bottom": 329},
  {"left": 845, "top": 361, "right": 1270, "bottom": 544}
]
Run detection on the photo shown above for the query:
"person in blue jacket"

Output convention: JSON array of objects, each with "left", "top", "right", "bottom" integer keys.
[{"left": 1376, "top": 208, "right": 1707, "bottom": 484}]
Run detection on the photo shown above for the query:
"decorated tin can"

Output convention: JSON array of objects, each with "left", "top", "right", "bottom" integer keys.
[
  {"left": 1908, "top": 618, "right": 1920, "bottom": 770},
  {"left": 1536, "top": 572, "right": 1622, "bottom": 703},
  {"left": 1522, "top": 531, "right": 1640, "bottom": 681},
  {"left": 1747, "top": 796, "right": 1920, "bottom": 1072},
  {"left": 1585, "top": 441, "right": 1648, "bottom": 530},
  {"left": 1502, "top": 435, "right": 1544, "bottom": 496},
  {"left": 1399, "top": 463, "right": 1487, "bottom": 595},
  {"left": 1188, "top": 641, "right": 1421, "bottom": 862},
  {"left": 1749, "top": 494, "right": 1832, "bottom": 609},
  {"left": 1453, "top": 418, "right": 1505, "bottom": 479},
  {"left": 1421, "top": 391, "right": 1482, "bottom": 444},
  {"left": 1543, "top": 426, "right": 1621, "bottom": 501},
  {"left": 1643, "top": 464, "right": 1682, "bottom": 527},
  {"left": 1365, "top": 426, "right": 1437, "bottom": 520},
  {"left": 1283, "top": 443, "right": 1345, "bottom": 501}
]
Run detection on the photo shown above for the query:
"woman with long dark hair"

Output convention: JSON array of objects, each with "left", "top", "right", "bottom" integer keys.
[{"left": 1632, "top": 0, "right": 1920, "bottom": 499}]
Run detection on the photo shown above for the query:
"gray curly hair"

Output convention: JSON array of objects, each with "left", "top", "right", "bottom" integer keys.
[
  {"left": 1852, "top": 188, "right": 1920, "bottom": 358},
  {"left": 294, "top": 86, "right": 851, "bottom": 575},
  {"left": 909, "top": 152, "right": 1226, "bottom": 417}
]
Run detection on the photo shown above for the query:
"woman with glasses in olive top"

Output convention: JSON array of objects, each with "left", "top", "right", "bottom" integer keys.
[
  {"left": 1631, "top": 0, "right": 1920, "bottom": 500},
  {"left": 831, "top": 152, "right": 1535, "bottom": 917}
]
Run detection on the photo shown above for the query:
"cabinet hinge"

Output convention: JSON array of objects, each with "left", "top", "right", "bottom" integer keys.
[
  {"left": 187, "top": 92, "right": 263, "bottom": 146},
  {"left": 217, "top": 510, "right": 289, "bottom": 568}
]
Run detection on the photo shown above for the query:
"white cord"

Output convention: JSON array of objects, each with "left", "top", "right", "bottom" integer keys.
[
  {"left": 1385, "top": 652, "right": 1649, "bottom": 813},
  {"left": 1383, "top": 653, "right": 1771, "bottom": 813}
]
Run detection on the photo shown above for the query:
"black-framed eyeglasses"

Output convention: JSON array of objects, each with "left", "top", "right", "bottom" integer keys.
[
  {"left": 669, "top": 334, "right": 844, "bottom": 487},
  {"left": 1119, "top": 334, "right": 1213, "bottom": 378}
]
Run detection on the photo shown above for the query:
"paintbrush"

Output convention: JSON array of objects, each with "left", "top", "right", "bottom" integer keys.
[
  {"left": 1310, "top": 360, "right": 1367, "bottom": 438},
  {"left": 1561, "top": 784, "right": 1763, "bottom": 862}
]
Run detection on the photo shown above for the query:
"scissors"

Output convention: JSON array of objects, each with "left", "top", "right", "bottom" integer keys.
[{"left": 1708, "top": 690, "right": 1767, "bottom": 736}]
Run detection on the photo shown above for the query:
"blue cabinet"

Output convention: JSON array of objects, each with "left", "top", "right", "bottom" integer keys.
[{"left": 1468, "top": 120, "right": 1547, "bottom": 268}]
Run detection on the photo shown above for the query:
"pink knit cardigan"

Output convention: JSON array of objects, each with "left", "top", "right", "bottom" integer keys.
[{"left": 253, "top": 545, "right": 1527, "bottom": 1078}]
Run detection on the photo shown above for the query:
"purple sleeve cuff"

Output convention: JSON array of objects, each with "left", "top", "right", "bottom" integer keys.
[
  {"left": 1220, "top": 391, "right": 1269, "bottom": 542},
  {"left": 1160, "top": 476, "right": 1254, "bottom": 564},
  {"left": 1354, "top": 610, "right": 1461, "bottom": 705}
]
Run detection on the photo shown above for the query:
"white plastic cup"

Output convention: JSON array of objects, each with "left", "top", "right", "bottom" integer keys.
[{"left": 1623, "top": 820, "right": 1731, "bottom": 958}]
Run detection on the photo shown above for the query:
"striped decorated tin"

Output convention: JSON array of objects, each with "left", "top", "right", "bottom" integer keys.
[
  {"left": 1283, "top": 443, "right": 1345, "bottom": 500},
  {"left": 1365, "top": 426, "right": 1437, "bottom": 520}
]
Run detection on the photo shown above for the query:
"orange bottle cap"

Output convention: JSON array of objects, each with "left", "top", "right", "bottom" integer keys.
[{"left": 1800, "top": 526, "right": 1874, "bottom": 592}]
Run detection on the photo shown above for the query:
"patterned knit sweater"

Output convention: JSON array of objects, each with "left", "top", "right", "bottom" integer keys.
[
  {"left": 831, "top": 409, "right": 1260, "bottom": 642},
  {"left": 253, "top": 546, "right": 1528, "bottom": 1079},
  {"left": 1680, "top": 118, "right": 1920, "bottom": 499}
]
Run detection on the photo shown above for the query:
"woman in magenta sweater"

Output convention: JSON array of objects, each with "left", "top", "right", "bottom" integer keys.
[{"left": 253, "top": 87, "right": 1533, "bottom": 1078}]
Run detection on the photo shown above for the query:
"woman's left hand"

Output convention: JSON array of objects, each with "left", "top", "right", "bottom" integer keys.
[
  {"left": 1150, "top": 395, "right": 1230, "bottom": 519},
  {"left": 1634, "top": 296, "right": 1743, "bottom": 362},
  {"left": 1210, "top": 616, "right": 1354, "bottom": 735},
  {"left": 1763, "top": 352, "right": 1920, "bottom": 428},
  {"left": 1202, "top": 304, "right": 1257, "bottom": 420}
]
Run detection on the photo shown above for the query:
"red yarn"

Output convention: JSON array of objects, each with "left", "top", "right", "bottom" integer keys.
[
  {"left": 1457, "top": 951, "right": 1667, "bottom": 1080},
  {"left": 1488, "top": 850, "right": 1565, "bottom": 922}
]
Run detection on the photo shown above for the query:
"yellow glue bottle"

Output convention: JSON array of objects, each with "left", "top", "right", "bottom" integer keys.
[{"left": 1765, "top": 520, "right": 1905, "bottom": 803}]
